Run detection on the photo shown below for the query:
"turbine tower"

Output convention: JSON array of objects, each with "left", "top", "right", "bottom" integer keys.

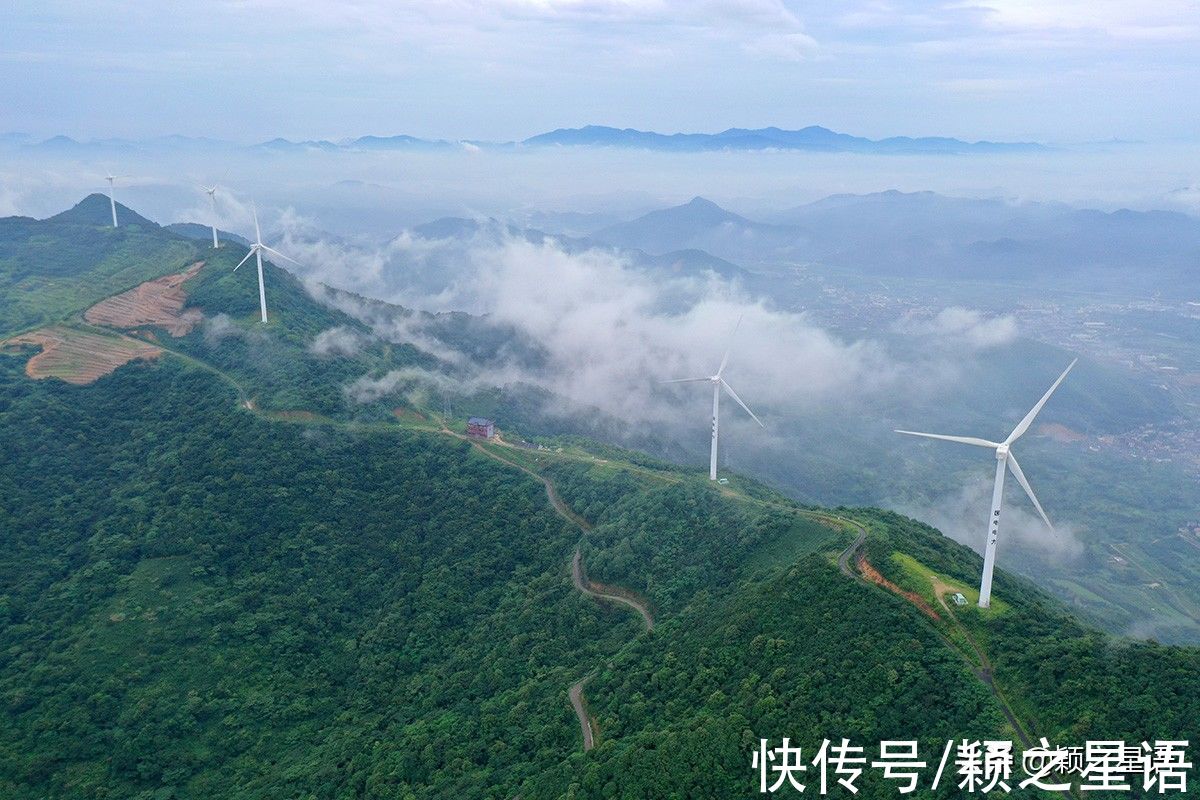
[
  {"left": 233, "top": 204, "right": 301, "bottom": 324},
  {"left": 895, "top": 359, "right": 1077, "bottom": 608},
  {"left": 664, "top": 317, "right": 764, "bottom": 481},
  {"left": 104, "top": 173, "right": 122, "bottom": 227},
  {"left": 202, "top": 185, "right": 220, "bottom": 248}
]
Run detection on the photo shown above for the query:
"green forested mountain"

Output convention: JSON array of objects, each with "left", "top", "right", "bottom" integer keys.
[
  {"left": 0, "top": 195, "right": 199, "bottom": 333},
  {"left": 0, "top": 199, "right": 1196, "bottom": 798}
]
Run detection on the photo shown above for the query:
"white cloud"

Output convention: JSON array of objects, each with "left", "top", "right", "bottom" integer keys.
[
  {"left": 203, "top": 313, "right": 243, "bottom": 343},
  {"left": 743, "top": 31, "right": 820, "bottom": 61},
  {"left": 903, "top": 477, "right": 1084, "bottom": 561},
  {"left": 894, "top": 307, "right": 1018, "bottom": 350},
  {"left": 310, "top": 325, "right": 367, "bottom": 356},
  {"left": 281, "top": 226, "right": 899, "bottom": 424},
  {"left": 217, "top": 0, "right": 818, "bottom": 67},
  {"left": 954, "top": 0, "right": 1200, "bottom": 41}
]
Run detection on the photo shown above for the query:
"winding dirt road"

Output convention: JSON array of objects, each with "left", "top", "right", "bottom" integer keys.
[
  {"left": 452, "top": 439, "right": 654, "bottom": 752},
  {"left": 843, "top": 531, "right": 1067, "bottom": 797},
  {"left": 568, "top": 677, "right": 594, "bottom": 751},
  {"left": 571, "top": 548, "right": 654, "bottom": 633},
  {"left": 838, "top": 526, "right": 868, "bottom": 579}
]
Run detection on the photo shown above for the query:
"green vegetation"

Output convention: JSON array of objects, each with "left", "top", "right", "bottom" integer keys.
[
  {"left": 0, "top": 198, "right": 1196, "bottom": 797},
  {"left": 0, "top": 357, "right": 635, "bottom": 798},
  {"left": 167, "top": 246, "right": 438, "bottom": 416},
  {"left": 862, "top": 510, "right": 1200, "bottom": 773},
  {"left": 0, "top": 196, "right": 201, "bottom": 335}
]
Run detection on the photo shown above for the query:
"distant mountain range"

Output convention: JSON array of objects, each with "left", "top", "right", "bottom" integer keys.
[
  {"left": 522, "top": 125, "right": 1046, "bottom": 154},
  {"left": 587, "top": 191, "right": 1200, "bottom": 291},
  {"left": 0, "top": 125, "right": 1048, "bottom": 155}
]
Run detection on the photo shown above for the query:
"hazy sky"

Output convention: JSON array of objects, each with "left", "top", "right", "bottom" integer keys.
[{"left": 3, "top": 0, "right": 1199, "bottom": 143}]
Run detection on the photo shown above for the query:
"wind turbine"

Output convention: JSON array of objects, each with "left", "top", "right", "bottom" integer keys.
[
  {"left": 103, "top": 173, "right": 127, "bottom": 227},
  {"left": 202, "top": 185, "right": 220, "bottom": 248},
  {"left": 233, "top": 204, "right": 301, "bottom": 324},
  {"left": 895, "top": 359, "right": 1077, "bottom": 608},
  {"left": 664, "top": 317, "right": 764, "bottom": 481}
]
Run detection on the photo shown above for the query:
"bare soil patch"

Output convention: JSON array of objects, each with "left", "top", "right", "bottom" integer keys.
[
  {"left": 84, "top": 261, "right": 204, "bottom": 336},
  {"left": 3, "top": 326, "right": 162, "bottom": 385},
  {"left": 857, "top": 553, "right": 942, "bottom": 621}
]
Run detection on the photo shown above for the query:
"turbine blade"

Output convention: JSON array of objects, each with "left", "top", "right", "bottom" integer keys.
[
  {"left": 1007, "top": 453, "right": 1053, "bottom": 530},
  {"left": 261, "top": 245, "right": 301, "bottom": 266},
  {"left": 1005, "top": 359, "right": 1078, "bottom": 444},
  {"left": 252, "top": 203, "right": 262, "bottom": 245},
  {"left": 661, "top": 377, "right": 710, "bottom": 384},
  {"left": 233, "top": 247, "right": 256, "bottom": 271},
  {"left": 716, "top": 313, "right": 744, "bottom": 377},
  {"left": 894, "top": 430, "right": 1000, "bottom": 449},
  {"left": 720, "top": 378, "right": 764, "bottom": 428}
]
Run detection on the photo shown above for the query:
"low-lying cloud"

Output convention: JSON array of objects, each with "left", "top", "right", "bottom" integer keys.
[
  {"left": 279, "top": 226, "right": 909, "bottom": 427},
  {"left": 894, "top": 306, "right": 1019, "bottom": 350},
  {"left": 310, "top": 325, "right": 367, "bottom": 357},
  {"left": 902, "top": 477, "right": 1084, "bottom": 562}
]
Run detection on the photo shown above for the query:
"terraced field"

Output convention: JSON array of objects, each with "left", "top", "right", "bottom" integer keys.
[
  {"left": 83, "top": 260, "right": 204, "bottom": 336},
  {"left": 1, "top": 325, "right": 161, "bottom": 384}
]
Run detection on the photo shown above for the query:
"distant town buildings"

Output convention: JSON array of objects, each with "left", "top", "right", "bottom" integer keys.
[{"left": 467, "top": 417, "right": 495, "bottom": 439}]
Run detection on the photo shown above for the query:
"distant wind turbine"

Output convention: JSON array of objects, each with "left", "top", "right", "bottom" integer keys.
[
  {"left": 202, "top": 185, "right": 220, "bottom": 248},
  {"left": 664, "top": 317, "right": 764, "bottom": 481},
  {"left": 895, "top": 359, "right": 1077, "bottom": 608},
  {"left": 233, "top": 204, "right": 301, "bottom": 324},
  {"left": 104, "top": 173, "right": 127, "bottom": 227}
]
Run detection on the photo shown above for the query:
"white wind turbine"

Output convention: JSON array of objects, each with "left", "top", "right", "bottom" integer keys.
[
  {"left": 233, "top": 204, "right": 301, "bottom": 324},
  {"left": 664, "top": 317, "right": 764, "bottom": 481},
  {"left": 895, "top": 359, "right": 1077, "bottom": 608},
  {"left": 103, "top": 173, "right": 127, "bottom": 227},
  {"left": 202, "top": 185, "right": 220, "bottom": 248}
]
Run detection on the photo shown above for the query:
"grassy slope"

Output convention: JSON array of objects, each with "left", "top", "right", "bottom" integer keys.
[{"left": 862, "top": 510, "right": 1200, "bottom": 774}]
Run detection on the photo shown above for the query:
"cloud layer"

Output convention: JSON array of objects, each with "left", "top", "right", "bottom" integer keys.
[
  {"left": 900, "top": 476, "right": 1083, "bottom": 562},
  {"left": 290, "top": 228, "right": 901, "bottom": 426}
]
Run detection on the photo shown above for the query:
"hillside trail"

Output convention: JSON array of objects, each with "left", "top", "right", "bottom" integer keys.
[
  {"left": 481, "top": 437, "right": 1055, "bottom": 774},
  {"left": 454, "top": 436, "right": 654, "bottom": 752}
]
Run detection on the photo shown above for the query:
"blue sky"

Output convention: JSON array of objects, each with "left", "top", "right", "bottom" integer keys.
[{"left": 2, "top": 0, "right": 1199, "bottom": 143}]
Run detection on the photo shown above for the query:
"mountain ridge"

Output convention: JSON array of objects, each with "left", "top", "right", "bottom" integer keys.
[
  {"left": 1, "top": 125, "right": 1050, "bottom": 155},
  {"left": 47, "top": 193, "right": 157, "bottom": 228}
]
